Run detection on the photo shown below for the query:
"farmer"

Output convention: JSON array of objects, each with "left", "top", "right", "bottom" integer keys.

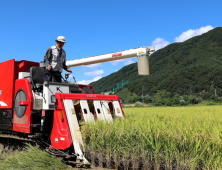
[{"left": 43, "top": 36, "right": 72, "bottom": 83}]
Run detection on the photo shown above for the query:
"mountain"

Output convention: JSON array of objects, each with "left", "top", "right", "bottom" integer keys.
[{"left": 90, "top": 27, "right": 222, "bottom": 102}]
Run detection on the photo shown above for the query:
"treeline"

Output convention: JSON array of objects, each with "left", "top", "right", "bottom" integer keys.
[{"left": 117, "top": 88, "right": 222, "bottom": 106}]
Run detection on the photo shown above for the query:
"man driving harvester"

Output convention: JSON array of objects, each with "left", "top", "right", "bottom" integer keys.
[{"left": 44, "top": 36, "right": 72, "bottom": 83}]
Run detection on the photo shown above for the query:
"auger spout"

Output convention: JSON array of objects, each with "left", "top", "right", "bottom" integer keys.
[{"left": 66, "top": 47, "right": 155, "bottom": 75}]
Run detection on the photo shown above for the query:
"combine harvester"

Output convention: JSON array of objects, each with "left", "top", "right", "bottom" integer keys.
[{"left": 0, "top": 47, "right": 154, "bottom": 166}]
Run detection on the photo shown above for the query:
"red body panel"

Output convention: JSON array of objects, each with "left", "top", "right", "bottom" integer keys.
[
  {"left": 13, "top": 79, "right": 33, "bottom": 133},
  {"left": 50, "top": 103, "right": 73, "bottom": 150},
  {"left": 0, "top": 59, "right": 39, "bottom": 109},
  {"left": 0, "top": 59, "right": 16, "bottom": 109},
  {"left": 14, "top": 60, "right": 39, "bottom": 73}
]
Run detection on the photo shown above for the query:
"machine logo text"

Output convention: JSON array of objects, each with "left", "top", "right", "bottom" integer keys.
[
  {"left": 87, "top": 95, "right": 96, "bottom": 97},
  {"left": 112, "top": 52, "right": 122, "bottom": 57}
]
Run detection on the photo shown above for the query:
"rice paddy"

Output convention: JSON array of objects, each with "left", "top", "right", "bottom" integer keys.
[{"left": 82, "top": 106, "right": 222, "bottom": 169}]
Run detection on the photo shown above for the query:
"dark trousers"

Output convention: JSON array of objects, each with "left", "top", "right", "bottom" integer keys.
[{"left": 44, "top": 69, "right": 62, "bottom": 82}]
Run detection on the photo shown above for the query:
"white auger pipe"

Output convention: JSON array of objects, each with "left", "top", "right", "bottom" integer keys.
[{"left": 66, "top": 47, "right": 155, "bottom": 75}]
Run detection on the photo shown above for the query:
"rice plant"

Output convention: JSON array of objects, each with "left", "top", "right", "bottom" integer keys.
[{"left": 82, "top": 106, "right": 222, "bottom": 169}]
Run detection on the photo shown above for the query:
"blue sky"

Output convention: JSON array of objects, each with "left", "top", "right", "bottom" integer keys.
[{"left": 0, "top": 0, "right": 221, "bottom": 84}]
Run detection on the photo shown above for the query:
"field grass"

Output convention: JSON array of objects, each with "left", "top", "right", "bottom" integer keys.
[
  {"left": 0, "top": 144, "right": 70, "bottom": 170},
  {"left": 82, "top": 106, "right": 222, "bottom": 169}
]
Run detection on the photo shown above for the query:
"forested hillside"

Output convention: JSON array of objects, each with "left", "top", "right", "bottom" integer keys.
[{"left": 90, "top": 27, "right": 222, "bottom": 103}]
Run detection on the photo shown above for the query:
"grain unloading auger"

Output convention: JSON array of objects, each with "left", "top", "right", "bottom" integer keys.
[{"left": 0, "top": 46, "right": 154, "bottom": 166}]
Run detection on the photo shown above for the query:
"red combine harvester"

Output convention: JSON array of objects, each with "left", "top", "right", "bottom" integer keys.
[{"left": 0, "top": 47, "right": 154, "bottom": 165}]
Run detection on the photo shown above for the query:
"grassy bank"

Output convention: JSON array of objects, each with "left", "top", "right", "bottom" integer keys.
[
  {"left": 0, "top": 144, "right": 70, "bottom": 170},
  {"left": 82, "top": 106, "right": 222, "bottom": 169}
]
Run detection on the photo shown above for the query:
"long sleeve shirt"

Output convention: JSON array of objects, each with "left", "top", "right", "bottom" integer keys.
[{"left": 44, "top": 45, "right": 68, "bottom": 72}]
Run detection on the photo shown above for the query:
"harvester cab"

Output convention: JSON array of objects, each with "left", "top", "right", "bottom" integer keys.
[{"left": 0, "top": 46, "right": 154, "bottom": 166}]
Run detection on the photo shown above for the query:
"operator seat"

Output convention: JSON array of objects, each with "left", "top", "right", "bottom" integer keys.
[{"left": 30, "top": 67, "right": 44, "bottom": 91}]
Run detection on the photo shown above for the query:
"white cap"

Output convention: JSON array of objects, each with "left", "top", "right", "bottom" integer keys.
[{"left": 55, "top": 36, "right": 66, "bottom": 43}]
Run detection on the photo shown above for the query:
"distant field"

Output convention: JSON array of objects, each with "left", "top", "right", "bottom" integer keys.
[{"left": 82, "top": 106, "right": 222, "bottom": 169}]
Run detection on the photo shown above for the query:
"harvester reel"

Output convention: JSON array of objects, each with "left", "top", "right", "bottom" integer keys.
[{"left": 14, "top": 89, "right": 27, "bottom": 118}]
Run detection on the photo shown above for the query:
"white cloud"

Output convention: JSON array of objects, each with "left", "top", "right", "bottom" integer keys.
[
  {"left": 77, "top": 76, "right": 102, "bottom": 85},
  {"left": 110, "top": 59, "right": 125, "bottom": 66},
  {"left": 150, "top": 25, "right": 214, "bottom": 52},
  {"left": 84, "top": 63, "right": 101, "bottom": 69},
  {"left": 110, "top": 58, "right": 136, "bottom": 66},
  {"left": 175, "top": 25, "right": 214, "bottom": 42},
  {"left": 151, "top": 38, "right": 170, "bottom": 51},
  {"left": 124, "top": 58, "right": 136, "bottom": 65},
  {"left": 84, "top": 70, "right": 104, "bottom": 76}
]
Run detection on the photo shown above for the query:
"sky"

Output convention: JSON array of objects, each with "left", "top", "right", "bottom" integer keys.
[{"left": 0, "top": 0, "right": 221, "bottom": 84}]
